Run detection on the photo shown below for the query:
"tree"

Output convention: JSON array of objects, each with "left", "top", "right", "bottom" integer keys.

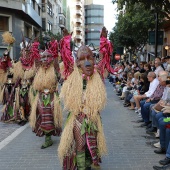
[
  {"left": 112, "top": 0, "right": 170, "bottom": 20},
  {"left": 44, "top": 32, "right": 63, "bottom": 42},
  {"left": 109, "top": 3, "right": 155, "bottom": 54}
]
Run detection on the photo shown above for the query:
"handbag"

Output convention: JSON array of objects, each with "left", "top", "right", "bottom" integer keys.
[{"left": 153, "top": 103, "right": 164, "bottom": 112}]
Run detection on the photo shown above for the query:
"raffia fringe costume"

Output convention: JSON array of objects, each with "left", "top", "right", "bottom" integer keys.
[{"left": 58, "top": 66, "right": 107, "bottom": 170}]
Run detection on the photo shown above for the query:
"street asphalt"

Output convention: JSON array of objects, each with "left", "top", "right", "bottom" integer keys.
[{"left": 0, "top": 81, "right": 166, "bottom": 170}]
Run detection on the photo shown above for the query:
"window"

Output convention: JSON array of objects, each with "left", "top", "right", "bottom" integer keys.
[
  {"left": 42, "top": 0, "right": 45, "bottom": 12},
  {"left": 38, "top": 6, "right": 41, "bottom": 15},
  {"left": 34, "top": 30, "right": 39, "bottom": 37},
  {"left": 47, "top": 21, "right": 52, "bottom": 32},
  {"left": 47, "top": 1, "right": 53, "bottom": 17},
  {"left": 0, "top": 48, "right": 7, "bottom": 57},
  {"left": 24, "top": 24, "right": 31, "bottom": 38},
  {"left": 32, "top": 0, "right": 35, "bottom": 10},
  {"left": 0, "top": 16, "right": 9, "bottom": 31},
  {"left": 42, "top": 18, "right": 46, "bottom": 31}
]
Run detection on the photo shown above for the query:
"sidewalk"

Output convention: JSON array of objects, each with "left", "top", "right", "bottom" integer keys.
[{"left": 0, "top": 81, "right": 165, "bottom": 170}]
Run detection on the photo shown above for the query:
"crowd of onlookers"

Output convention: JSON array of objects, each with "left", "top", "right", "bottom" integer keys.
[{"left": 109, "top": 56, "right": 170, "bottom": 169}]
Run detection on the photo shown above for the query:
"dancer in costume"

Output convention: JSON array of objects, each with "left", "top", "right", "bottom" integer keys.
[
  {"left": 98, "top": 26, "right": 114, "bottom": 79},
  {"left": 58, "top": 45, "right": 107, "bottom": 170},
  {"left": 14, "top": 37, "right": 37, "bottom": 125},
  {"left": 29, "top": 37, "right": 62, "bottom": 149},
  {"left": 0, "top": 32, "right": 19, "bottom": 122}
]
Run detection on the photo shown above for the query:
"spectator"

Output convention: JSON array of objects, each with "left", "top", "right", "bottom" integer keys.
[
  {"left": 154, "top": 58, "right": 164, "bottom": 77},
  {"left": 134, "top": 72, "right": 159, "bottom": 116},
  {"left": 140, "top": 71, "right": 167, "bottom": 126},
  {"left": 144, "top": 63, "right": 151, "bottom": 76}
]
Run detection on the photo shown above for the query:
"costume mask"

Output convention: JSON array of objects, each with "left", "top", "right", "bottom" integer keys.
[
  {"left": 76, "top": 45, "right": 95, "bottom": 77},
  {"left": 40, "top": 50, "right": 53, "bottom": 69}
]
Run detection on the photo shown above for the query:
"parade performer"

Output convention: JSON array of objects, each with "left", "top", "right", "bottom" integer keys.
[
  {"left": 98, "top": 26, "right": 114, "bottom": 79},
  {"left": 14, "top": 37, "right": 37, "bottom": 125},
  {"left": 59, "top": 28, "right": 74, "bottom": 79},
  {"left": 58, "top": 45, "right": 107, "bottom": 170},
  {"left": 29, "top": 38, "right": 62, "bottom": 149},
  {"left": 0, "top": 32, "right": 18, "bottom": 122}
]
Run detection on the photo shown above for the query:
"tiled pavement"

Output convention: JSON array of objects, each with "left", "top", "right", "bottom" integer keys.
[
  {"left": 0, "top": 81, "right": 166, "bottom": 170},
  {"left": 0, "top": 105, "right": 21, "bottom": 142}
]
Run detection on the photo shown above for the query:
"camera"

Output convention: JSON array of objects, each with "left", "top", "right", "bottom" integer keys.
[{"left": 166, "top": 80, "right": 170, "bottom": 84}]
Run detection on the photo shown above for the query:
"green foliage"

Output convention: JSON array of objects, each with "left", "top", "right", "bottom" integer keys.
[
  {"left": 112, "top": 0, "right": 170, "bottom": 20},
  {"left": 44, "top": 31, "right": 63, "bottom": 41},
  {"left": 109, "top": 3, "right": 155, "bottom": 54}
]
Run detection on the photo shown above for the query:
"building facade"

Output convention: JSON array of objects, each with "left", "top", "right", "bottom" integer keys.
[
  {"left": 0, "top": 0, "right": 68, "bottom": 59},
  {"left": 84, "top": 4, "right": 104, "bottom": 47},
  {"left": 68, "top": 0, "right": 85, "bottom": 47},
  {"left": 41, "top": 0, "right": 66, "bottom": 35},
  {"left": 0, "top": 0, "right": 42, "bottom": 59}
]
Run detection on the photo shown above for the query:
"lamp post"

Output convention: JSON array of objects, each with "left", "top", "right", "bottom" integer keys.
[{"left": 155, "top": 12, "right": 158, "bottom": 58}]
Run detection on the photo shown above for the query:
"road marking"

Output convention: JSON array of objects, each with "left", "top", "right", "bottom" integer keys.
[{"left": 0, "top": 123, "right": 29, "bottom": 150}]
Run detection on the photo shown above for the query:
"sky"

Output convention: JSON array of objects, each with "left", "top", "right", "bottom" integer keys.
[{"left": 93, "top": 0, "right": 118, "bottom": 32}]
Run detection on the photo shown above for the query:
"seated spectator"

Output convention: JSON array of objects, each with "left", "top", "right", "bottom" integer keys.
[
  {"left": 143, "top": 63, "right": 151, "bottom": 76},
  {"left": 165, "top": 56, "right": 170, "bottom": 73},
  {"left": 147, "top": 74, "right": 170, "bottom": 134},
  {"left": 139, "top": 62, "right": 146, "bottom": 73},
  {"left": 140, "top": 71, "right": 167, "bottom": 126},
  {"left": 133, "top": 62, "right": 140, "bottom": 73},
  {"left": 154, "top": 57, "right": 164, "bottom": 77},
  {"left": 127, "top": 73, "right": 149, "bottom": 109},
  {"left": 119, "top": 72, "right": 135, "bottom": 99},
  {"left": 134, "top": 72, "right": 159, "bottom": 116}
]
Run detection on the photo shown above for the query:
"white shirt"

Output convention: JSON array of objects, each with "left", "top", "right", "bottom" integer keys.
[
  {"left": 162, "top": 86, "right": 170, "bottom": 101},
  {"left": 154, "top": 66, "right": 164, "bottom": 76},
  {"left": 145, "top": 78, "right": 159, "bottom": 97}
]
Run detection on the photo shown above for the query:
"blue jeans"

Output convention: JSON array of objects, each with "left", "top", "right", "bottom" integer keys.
[
  {"left": 158, "top": 117, "right": 170, "bottom": 149},
  {"left": 140, "top": 100, "right": 158, "bottom": 123},
  {"left": 166, "top": 129, "right": 170, "bottom": 158},
  {"left": 151, "top": 110, "right": 162, "bottom": 128}
]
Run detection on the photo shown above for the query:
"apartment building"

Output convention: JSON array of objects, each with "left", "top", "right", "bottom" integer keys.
[
  {"left": 68, "top": 0, "right": 85, "bottom": 47},
  {"left": 0, "top": 0, "right": 68, "bottom": 59},
  {"left": 84, "top": 4, "right": 104, "bottom": 47},
  {"left": 41, "top": 0, "right": 66, "bottom": 35},
  {"left": 0, "top": 0, "right": 42, "bottom": 59}
]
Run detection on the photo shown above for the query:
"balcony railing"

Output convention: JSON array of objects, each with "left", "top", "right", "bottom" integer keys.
[
  {"left": 76, "top": 10, "right": 82, "bottom": 15},
  {"left": 76, "top": 18, "right": 82, "bottom": 23},
  {"left": 76, "top": 27, "right": 82, "bottom": 31},
  {"left": 76, "top": 35, "right": 82, "bottom": 40},
  {"left": 59, "top": 16, "right": 66, "bottom": 28},
  {"left": 76, "top": 2, "right": 82, "bottom": 8}
]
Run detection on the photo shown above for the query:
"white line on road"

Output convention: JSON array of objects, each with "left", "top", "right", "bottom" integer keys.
[{"left": 0, "top": 123, "right": 29, "bottom": 151}]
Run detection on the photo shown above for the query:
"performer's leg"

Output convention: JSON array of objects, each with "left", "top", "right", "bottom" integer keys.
[
  {"left": 41, "top": 133, "right": 53, "bottom": 149},
  {"left": 77, "top": 152, "right": 86, "bottom": 170},
  {"left": 85, "top": 147, "right": 92, "bottom": 169}
]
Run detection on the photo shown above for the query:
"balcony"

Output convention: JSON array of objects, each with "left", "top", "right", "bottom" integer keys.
[
  {"left": 76, "top": 18, "right": 82, "bottom": 24},
  {"left": 76, "top": 27, "right": 82, "bottom": 31},
  {"left": 0, "top": 0, "right": 25, "bottom": 11},
  {"left": 76, "top": 35, "right": 82, "bottom": 40},
  {"left": 0, "top": 0, "right": 41, "bottom": 26},
  {"left": 76, "top": 10, "right": 82, "bottom": 16},
  {"left": 59, "top": 16, "right": 66, "bottom": 28},
  {"left": 26, "top": 4, "right": 42, "bottom": 26},
  {"left": 58, "top": 13, "right": 66, "bottom": 19},
  {"left": 76, "top": 2, "right": 82, "bottom": 8}
]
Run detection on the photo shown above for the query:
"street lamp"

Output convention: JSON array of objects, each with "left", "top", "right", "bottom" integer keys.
[{"left": 155, "top": 12, "right": 158, "bottom": 58}]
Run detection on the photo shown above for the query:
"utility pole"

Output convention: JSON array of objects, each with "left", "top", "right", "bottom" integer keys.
[{"left": 155, "top": 12, "right": 158, "bottom": 58}]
